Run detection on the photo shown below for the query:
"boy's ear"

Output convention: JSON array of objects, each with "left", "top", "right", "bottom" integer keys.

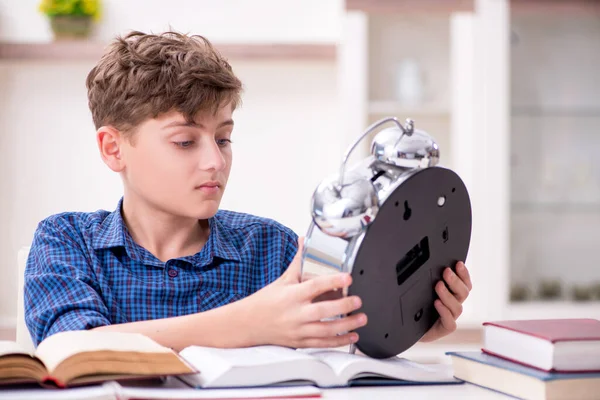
[{"left": 97, "top": 126, "right": 125, "bottom": 172}]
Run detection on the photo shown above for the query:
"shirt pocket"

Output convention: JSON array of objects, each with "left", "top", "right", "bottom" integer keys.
[
  {"left": 118, "top": 261, "right": 166, "bottom": 285},
  {"left": 194, "top": 260, "right": 250, "bottom": 295}
]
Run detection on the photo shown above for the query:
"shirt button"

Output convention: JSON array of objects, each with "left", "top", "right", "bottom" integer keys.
[{"left": 168, "top": 268, "right": 178, "bottom": 278}]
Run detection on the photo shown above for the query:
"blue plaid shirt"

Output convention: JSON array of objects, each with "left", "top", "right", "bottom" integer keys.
[{"left": 24, "top": 199, "right": 299, "bottom": 346}]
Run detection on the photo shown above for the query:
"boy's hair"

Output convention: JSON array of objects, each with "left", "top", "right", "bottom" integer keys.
[{"left": 86, "top": 30, "right": 243, "bottom": 137}]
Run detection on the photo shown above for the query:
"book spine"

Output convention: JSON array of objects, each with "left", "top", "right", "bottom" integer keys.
[{"left": 41, "top": 375, "right": 65, "bottom": 388}]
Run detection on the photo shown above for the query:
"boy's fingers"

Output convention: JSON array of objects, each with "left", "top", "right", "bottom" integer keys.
[
  {"left": 298, "top": 332, "right": 359, "bottom": 349},
  {"left": 443, "top": 267, "right": 470, "bottom": 303},
  {"left": 435, "top": 281, "right": 463, "bottom": 319},
  {"left": 456, "top": 262, "right": 472, "bottom": 291},
  {"left": 301, "top": 313, "right": 367, "bottom": 338},
  {"left": 434, "top": 299, "right": 457, "bottom": 333},
  {"left": 301, "top": 273, "right": 352, "bottom": 301},
  {"left": 307, "top": 295, "right": 363, "bottom": 322}
]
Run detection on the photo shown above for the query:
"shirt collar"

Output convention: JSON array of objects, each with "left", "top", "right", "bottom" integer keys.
[
  {"left": 92, "top": 198, "right": 127, "bottom": 250},
  {"left": 92, "top": 198, "right": 241, "bottom": 265},
  {"left": 202, "top": 213, "right": 242, "bottom": 263}
]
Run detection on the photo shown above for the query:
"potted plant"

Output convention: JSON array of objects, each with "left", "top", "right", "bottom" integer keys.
[
  {"left": 38, "top": 0, "right": 101, "bottom": 39},
  {"left": 510, "top": 283, "right": 530, "bottom": 302},
  {"left": 572, "top": 284, "right": 594, "bottom": 302},
  {"left": 538, "top": 279, "right": 562, "bottom": 300}
]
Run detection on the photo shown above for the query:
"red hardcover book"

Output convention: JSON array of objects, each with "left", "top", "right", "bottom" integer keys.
[{"left": 482, "top": 319, "right": 600, "bottom": 372}]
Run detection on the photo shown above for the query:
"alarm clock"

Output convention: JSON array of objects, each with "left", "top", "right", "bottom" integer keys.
[{"left": 301, "top": 117, "right": 472, "bottom": 359}]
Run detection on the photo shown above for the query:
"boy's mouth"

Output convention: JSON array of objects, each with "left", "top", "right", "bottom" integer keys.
[
  {"left": 195, "top": 181, "right": 221, "bottom": 194},
  {"left": 196, "top": 181, "right": 221, "bottom": 188}
]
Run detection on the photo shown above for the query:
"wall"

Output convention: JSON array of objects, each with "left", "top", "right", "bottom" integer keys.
[
  {"left": 0, "top": 0, "right": 343, "bottom": 43},
  {"left": 0, "top": 0, "right": 344, "bottom": 325},
  {"left": 509, "top": 13, "right": 600, "bottom": 296}
]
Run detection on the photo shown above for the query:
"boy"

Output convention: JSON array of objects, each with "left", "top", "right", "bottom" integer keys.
[{"left": 24, "top": 31, "right": 472, "bottom": 351}]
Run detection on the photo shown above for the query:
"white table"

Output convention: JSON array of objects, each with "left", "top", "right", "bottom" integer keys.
[
  {"left": 323, "top": 384, "right": 509, "bottom": 399},
  {"left": 0, "top": 383, "right": 512, "bottom": 400}
]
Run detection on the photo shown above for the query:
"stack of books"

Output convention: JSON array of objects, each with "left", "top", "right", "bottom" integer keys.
[{"left": 447, "top": 318, "right": 600, "bottom": 400}]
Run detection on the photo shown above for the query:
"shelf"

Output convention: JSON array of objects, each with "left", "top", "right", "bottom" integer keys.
[
  {"left": 511, "top": 203, "right": 600, "bottom": 213},
  {"left": 368, "top": 100, "right": 449, "bottom": 118},
  {"left": 0, "top": 41, "right": 337, "bottom": 62},
  {"left": 507, "top": 301, "right": 600, "bottom": 320},
  {"left": 511, "top": 0, "right": 600, "bottom": 14},
  {"left": 511, "top": 106, "right": 600, "bottom": 117},
  {"left": 346, "top": 0, "right": 474, "bottom": 13}
]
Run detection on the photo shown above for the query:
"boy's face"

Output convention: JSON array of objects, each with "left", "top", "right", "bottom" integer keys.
[{"left": 119, "top": 105, "right": 234, "bottom": 219}]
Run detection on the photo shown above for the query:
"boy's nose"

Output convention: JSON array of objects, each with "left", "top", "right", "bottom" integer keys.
[{"left": 198, "top": 139, "right": 226, "bottom": 171}]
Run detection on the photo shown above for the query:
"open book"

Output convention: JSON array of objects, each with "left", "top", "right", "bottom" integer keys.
[
  {"left": 179, "top": 345, "right": 461, "bottom": 388},
  {"left": 0, "top": 331, "right": 195, "bottom": 388}
]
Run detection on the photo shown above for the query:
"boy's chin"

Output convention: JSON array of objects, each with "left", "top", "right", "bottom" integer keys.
[{"left": 184, "top": 201, "right": 220, "bottom": 220}]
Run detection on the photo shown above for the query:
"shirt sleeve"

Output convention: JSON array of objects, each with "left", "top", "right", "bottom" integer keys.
[
  {"left": 281, "top": 228, "right": 299, "bottom": 274},
  {"left": 24, "top": 217, "right": 111, "bottom": 346}
]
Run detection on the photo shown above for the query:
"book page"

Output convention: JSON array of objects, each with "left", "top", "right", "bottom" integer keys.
[
  {"left": 304, "top": 349, "right": 456, "bottom": 383},
  {"left": 301, "top": 349, "right": 373, "bottom": 377},
  {"left": 35, "top": 331, "right": 174, "bottom": 374},
  {"left": 0, "top": 341, "right": 48, "bottom": 384},
  {"left": 182, "top": 345, "right": 314, "bottom": 368},
  {"left": 0, "top": 341, "right": 31, "bottom": 357},
  {"left": 179, "top": 345, "right": 340, "bottom": 388}
]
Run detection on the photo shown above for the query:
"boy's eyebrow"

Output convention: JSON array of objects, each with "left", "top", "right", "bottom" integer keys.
[{"left": 163, "top": 119, "right": 234, "bottom": 129}]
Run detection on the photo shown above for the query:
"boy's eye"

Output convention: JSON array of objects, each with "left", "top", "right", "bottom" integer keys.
[
  {"left": 174, "top": 141, "right": 195, "bottom": 148},
  {"left": 217, "top": 138, "right": 233, "bottom": 147}
]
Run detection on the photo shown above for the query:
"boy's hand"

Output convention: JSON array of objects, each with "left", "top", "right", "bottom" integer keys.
[
  {"left": 241, "top": 238, "right": 367, "bottom": 348},
  {"left": 419, "top": 262, "right": 472, "bottom": 343}
]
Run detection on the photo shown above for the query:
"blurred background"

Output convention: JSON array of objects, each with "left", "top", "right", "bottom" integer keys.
[{"left": 1, "top": 0, "right": 599, "bottom": 360}]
